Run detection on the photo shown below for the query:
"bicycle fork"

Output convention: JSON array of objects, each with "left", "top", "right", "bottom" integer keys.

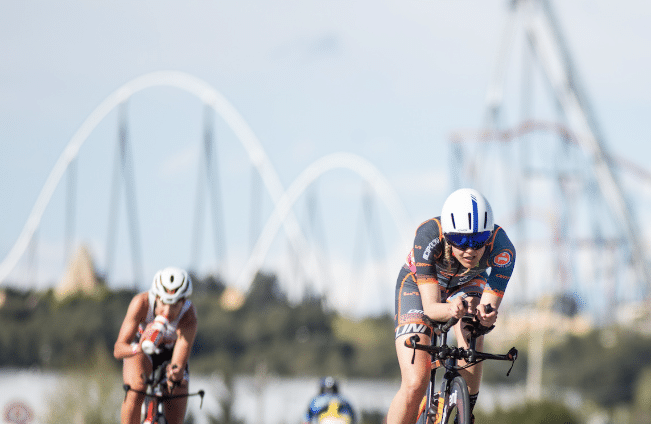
[
  {"left": 423, "top": 366, "right": 443, "bottom": 424},
  {"left": 143, "top": 386, "right": 163, "bottom": 424}
]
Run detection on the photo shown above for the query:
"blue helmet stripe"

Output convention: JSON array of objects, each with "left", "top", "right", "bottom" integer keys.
[{"left": 471, "top": 195, "right": 478, "bottom": 232}]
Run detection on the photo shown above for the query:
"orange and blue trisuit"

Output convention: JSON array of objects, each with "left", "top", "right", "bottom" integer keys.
[{"left": 394, "top": 216, "right": 516, "bottom": 338}]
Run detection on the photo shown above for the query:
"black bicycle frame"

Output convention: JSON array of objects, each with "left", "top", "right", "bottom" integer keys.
[{"left": 409, "top": 314, "right": 517, "bottom": 424}]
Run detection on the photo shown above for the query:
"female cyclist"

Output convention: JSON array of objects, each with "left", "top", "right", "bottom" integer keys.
[
  {"left": 114, "top": 267, "right": 198, "bottom": 424},
  {"left": 387, "top": 188, "right": 516, "bottom": 424}
]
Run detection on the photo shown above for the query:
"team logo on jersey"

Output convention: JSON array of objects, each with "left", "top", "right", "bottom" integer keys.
[
  {"left": 395, "top": 322, "right": 430, "bottom": 337},
  {"left": 422, "top": 238, "right": 440, "bottom": 260},
  {"left": 493, "top": 251, "right": 513, "bottom": 267}
]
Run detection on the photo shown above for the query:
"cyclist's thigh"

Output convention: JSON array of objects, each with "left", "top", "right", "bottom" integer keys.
[
  {"left": 123, "top": 353, "right": 153, "bottom": 391},
  {"left": 394, "top": 268, "right": 434, "bottom": 385},
  {"left": 163, "top": 384, "right": 189, "bottom": 424},
  {"left": 394, "top": 267, "right": 433, "bottom": 340}
]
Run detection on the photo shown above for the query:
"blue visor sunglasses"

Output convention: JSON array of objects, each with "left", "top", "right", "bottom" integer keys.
[{"left": 445, "top": 231, "right": 492, "bottom": 250}]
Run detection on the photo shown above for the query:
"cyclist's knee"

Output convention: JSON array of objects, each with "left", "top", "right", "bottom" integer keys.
[
  {"left": 123, "top": 371, "right": 147, "bottom": 392},
  {"left": 122, "top": 389, "right": 145, "bottom": 410},
  {"left": 400, "top": 367, "right": 429, "bottom": 395}
]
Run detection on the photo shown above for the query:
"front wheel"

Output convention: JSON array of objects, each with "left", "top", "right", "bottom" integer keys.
[{"left": 444, "top": 376, "right": 470, "bottom": 424}]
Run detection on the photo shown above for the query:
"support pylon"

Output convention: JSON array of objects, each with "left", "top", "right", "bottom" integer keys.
[{"left": 483, "top": 0, "right": 649, "bottom": 299}]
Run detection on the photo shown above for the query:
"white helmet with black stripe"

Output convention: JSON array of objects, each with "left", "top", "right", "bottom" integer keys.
[
  {"left": 150, "top": 267, "right": 192, "bottom": 304},
  {"left": 441, "top": 188, "right": 493, "bottom": 235}
]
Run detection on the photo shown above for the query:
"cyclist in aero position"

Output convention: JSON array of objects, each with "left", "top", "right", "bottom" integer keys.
[
  {"left": 386, "top": 188, "right": 516, "bottom": 424},
  {"left": 114, "top": 267, "right": 198, "bottom": 424}
]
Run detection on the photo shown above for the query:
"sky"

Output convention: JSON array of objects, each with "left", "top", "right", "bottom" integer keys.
[{"left": 1, "top": 0, "right": 650, "bottom": 317}]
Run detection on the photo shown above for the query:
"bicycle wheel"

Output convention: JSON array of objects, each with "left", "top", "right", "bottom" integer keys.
[{"left": 443, "top": 376, "right": 470, "bottom": 424}]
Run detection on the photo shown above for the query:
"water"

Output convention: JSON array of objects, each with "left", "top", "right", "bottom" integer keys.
[
  {"left": 0, "top": 369, "right": 565, "bottom": 424},
  {"left": 190, "top": 375, "right": 400, "bottom": 424},
  {"left": 0, "top": 369, "right": 398, "bottom": 424}
]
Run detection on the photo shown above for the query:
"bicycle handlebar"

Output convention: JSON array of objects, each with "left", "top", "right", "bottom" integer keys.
[
  {"left": 420, "top": 315, "right": 459, "bottom": 335},
  {"left": 123, "top": 384, "right": 206, "bottom": 400},
  {"left": 405, "top": 337, "right": 517, "bottom": 375},
  {"left": 421, "top": 298, "right": 494, "bottom": 334},
  {"left": 123, "top": 360, "right": 206, "bottom": 408},
  {"left": 404, "top": 308, "right": 517, "bottom": 375}
]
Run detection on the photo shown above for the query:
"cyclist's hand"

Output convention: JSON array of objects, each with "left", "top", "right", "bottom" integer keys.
[
  {"left": 448, "top": 296, "right": 467, "bottom": 319},
  {"left": 166, "top": 364, "right": 183, "bottom": 391},
  {"left": 476, "top": 304, "right": 497, "bottom": 327},
  {"left": 465, "top": 296, "right": 479, "bottom": 316}
]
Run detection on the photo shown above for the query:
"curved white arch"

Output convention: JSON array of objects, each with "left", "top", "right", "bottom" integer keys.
[
  {"left": 236, "top": 152, "right": 412, "bottom": 290},
  {"left": 0, "top": 70, "right": 310, "bottom": 284}
]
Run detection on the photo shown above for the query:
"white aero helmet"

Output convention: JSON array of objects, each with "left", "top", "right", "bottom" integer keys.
[
  {"left": 150, "top": 267, "right": 192, "bottom": 304},
  {"left": 441, "top": 188, "right": 494, "bottom": 249}
]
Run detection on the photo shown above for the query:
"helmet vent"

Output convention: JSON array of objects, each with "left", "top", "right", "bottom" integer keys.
[
  {"left": 450, "top": 214, "right": 456, "bottom": 229},
  {"left": 467, "top": 213, "right": 472, "bottom": 230},
  {"left": 170, "top": 275, "right": 175, "bottom": 283},
  {"left": 484, "top": 212, "right": 488, "bottom": 229}
]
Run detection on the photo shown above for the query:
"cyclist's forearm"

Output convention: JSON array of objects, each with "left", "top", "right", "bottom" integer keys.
[
  {"left": 168, "top": 338, "right": 192, "bottom": 377},
  {"left": 420, "top": 283, "right": 457, "bottom": 321},
  {"left": 479, "top": 292, "right": 502, "bottom": 310},
  {"left": 423, "top": 302, "right": 458, "bottom": 322},
  {"left": 114, "top": 340, "right": 140, "bottom": 359}
]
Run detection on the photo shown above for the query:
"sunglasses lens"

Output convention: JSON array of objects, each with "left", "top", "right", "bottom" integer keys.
[{"left": 446, "top": 231, "right": 491, "bottom": 249}]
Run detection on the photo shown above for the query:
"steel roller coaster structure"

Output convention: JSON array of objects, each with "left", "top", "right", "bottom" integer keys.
[{"left": 1, "top": 0, "right": 649, "bottom": 320}]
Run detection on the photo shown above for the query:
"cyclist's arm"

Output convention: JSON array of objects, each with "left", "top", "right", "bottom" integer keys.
[
  {"left": 419, "top": 282, "right": 465, "bottom": 322},
  {"left": 477, "top": 291, "right": 501, "bottom": 327},
  {"left": 114, "top": 293, "right": 148, "bottom": 360},
  {"left": 478, "top": 227, "right": 515, "bottom": 326},
  {"left": 168, "top": 303, "right": 198, "bottom": 382}
]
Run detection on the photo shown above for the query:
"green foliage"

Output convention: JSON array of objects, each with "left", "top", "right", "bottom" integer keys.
[
  {"left": 0, "top": 272, "right": 399, "bottom": 379},
  {"left": 631, "top": 367, "right": 651, "bottom": 424},
  {"left": 189, "top": 272, "right": 399, "bottom": 378},
  {"left": 545, "top": 328, "right": 651, "bottom": 406},
  {"left": 0, "top": 287, "right": 134, "bottom": 368},
  {"left": 475, "top": 400, "right": 582, "bottom": 424}
]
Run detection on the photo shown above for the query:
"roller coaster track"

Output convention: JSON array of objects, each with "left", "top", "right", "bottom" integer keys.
[
  {"left": 0, "top": 71, "right": 412, "bottom": 292},
  {"left": 0, "top": 71, "right": 313, "bottom": 285},
  {"left": 482, "top": 0, "right": 650, "bottom": 295}
]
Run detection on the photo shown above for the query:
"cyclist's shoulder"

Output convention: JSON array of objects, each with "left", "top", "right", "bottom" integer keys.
[
  {"left": 414, "top": 217, "right": 444, "bottom": 241},
  {"left": 174, "top": 300, "right": 198, "bottom": 331},
  {"left": 183, "top": 300, "right": 199, "bottom": 322},
  {"left": 485, "top": 225, "right": 516, "bottom": 270},
  {"left": 417, "top": 216, "right": 443, "bottom": 231},
  {"left": 128, "top": 291, "right": 150, "bottom": 311},
  {"left": 490, "top": 225, "right": 515, "bottom": 250}
]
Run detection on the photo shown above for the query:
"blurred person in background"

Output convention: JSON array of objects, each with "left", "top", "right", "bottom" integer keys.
[
  {"left": 304, "top": 376, "right": 356, "bottom": 424},
  {"left": 114, "top": 267, "right": 198, "bottom": 424}
]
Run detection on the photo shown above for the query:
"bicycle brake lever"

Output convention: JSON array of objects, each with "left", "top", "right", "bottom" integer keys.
[
  {"left": 507, "top": 347, "right": 518, "bottom": 361},
  {"left": 407, "top": 335, "right": 420, "bottom": 364},
  {"left": 198, "top": 390, "right": 205, "bottom": 408},
  {"left": 506, "top": 347, "right": 518, "bottom": 376}
]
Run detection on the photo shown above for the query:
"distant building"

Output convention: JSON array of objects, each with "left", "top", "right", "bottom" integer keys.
[{"left": 55, "top": 245, "right": 103, "bottom": 300}]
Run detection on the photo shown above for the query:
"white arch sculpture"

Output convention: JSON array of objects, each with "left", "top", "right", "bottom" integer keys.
[
  {"left": 236, "top": 152, "right": 413, "bottom": 291},
  {"left": 0, "top": 70, "right": 310, "bottom": 284}
]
